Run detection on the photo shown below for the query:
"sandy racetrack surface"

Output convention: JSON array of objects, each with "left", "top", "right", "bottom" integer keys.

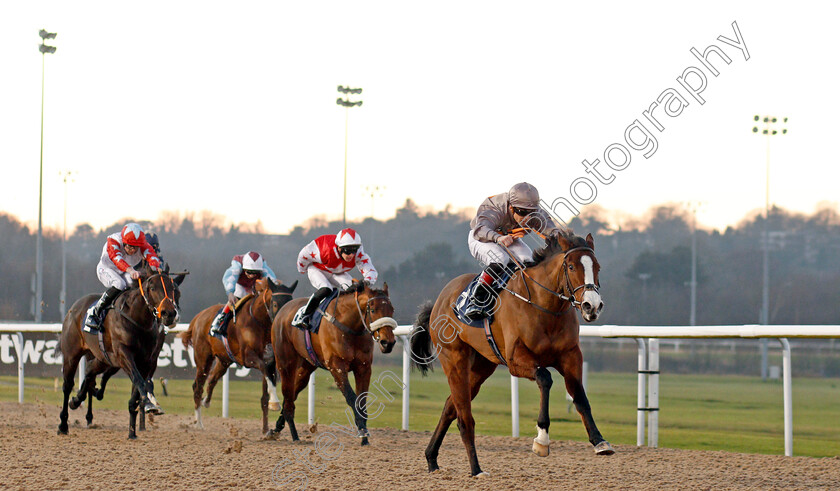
[{"left": 1, "top": 401, "right": 838, "bottom": 490}]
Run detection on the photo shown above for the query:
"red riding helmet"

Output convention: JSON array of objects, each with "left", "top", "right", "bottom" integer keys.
[{"left": 121, "top": 223, "right": 146, "bottom": 247}]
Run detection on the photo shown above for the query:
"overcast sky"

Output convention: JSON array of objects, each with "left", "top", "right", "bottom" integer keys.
[{"left": 1, "top": 2, "right": 836, "bottom": 235}]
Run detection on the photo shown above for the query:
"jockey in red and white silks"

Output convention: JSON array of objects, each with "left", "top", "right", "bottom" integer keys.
[
  {"left": 85, "top": 223, "right": 161, "bottom": 332},
  {"left": 292, "top": 228, "right": 378, "bottom": 327},
  {"left": 209, "top": 251, "right": 278, "bottom": 337}
]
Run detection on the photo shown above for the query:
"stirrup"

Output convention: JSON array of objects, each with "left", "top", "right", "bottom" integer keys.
[
  {"left": 83, "top": 308, "right": 102, "bottom": 333},
  {"left": 291, "top": 307, "right": 309, "bottom": 328}
]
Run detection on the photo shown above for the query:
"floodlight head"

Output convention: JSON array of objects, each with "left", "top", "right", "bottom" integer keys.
[
  {"left": 754, "top": 115, "right": 759, "bottom": 121},
  {"left": 39, "top": 44, "right": 57, "bottom": 54},
  {"left": 752, "top": 127, "right": 758, "bottom": 133},
  {"left": 763, "top": 117, "right": 769, "bottom": 123},
  {"left": 762, "top": 129, "right": 768, "bottom": 135},
  {"left": 39, "top": 29, "right": 57, "bottom": 40},
  {"left": 784, "top": 117, "right": 788, "bottom": 123},
  {"left": 782, "top": 129, "right": 788, "bottom": 134}
]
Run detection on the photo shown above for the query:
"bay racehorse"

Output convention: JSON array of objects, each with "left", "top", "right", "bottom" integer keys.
[
  {"left": 58, "top": 264, "right": 186, "bottom": 439},
  {"left": 410, "top": 231, "right": 613, "bottom": 476},
  {"left": 271, "top": 281, "right": 397, "bottom": 445},
  {"left": 180, "top": 278, "right": 297, "bottom": 435}
]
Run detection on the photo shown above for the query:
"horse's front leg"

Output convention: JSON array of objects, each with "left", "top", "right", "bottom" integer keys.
[
  {"left": 560, "top": 346, "right": 614, "bottom": 455},
  {"left": 507, "top": 342, "right": 556, "bottom": 456},
  {"left": 532, "top": 367, "right": 553, "bottom": 456},
  {"left": 352, "top": 361, "right": 373, "bottom": 446},
  {"left": 330, "top": 364, "right": 367, "bottom": 445},
  {"left": 117, "top": 350, "right": 150, "bottom": 439}
]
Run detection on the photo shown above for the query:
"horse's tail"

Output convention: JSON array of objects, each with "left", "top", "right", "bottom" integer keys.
[
  {"left": 409, "top": 301, "right": 435, "bottom": 376},
  {"left": 179, "top": 319, "right": 196, "bottom": 348}
]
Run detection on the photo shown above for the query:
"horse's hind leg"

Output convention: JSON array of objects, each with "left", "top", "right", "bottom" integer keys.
[
  {"left": 560, "top": 346, "right": 614, "bottom": 455},
  {"left": 204, "top": 357, "right": 231, "bottom": 407},
  {"left": 427, "top": 353, "right": 496, "bottom": 474},
  {"left": 277, "top": 362, "right": 313, "bottom": 441},
  {"left": 95, "top": 367, "right": 119, "bottom": 400}
]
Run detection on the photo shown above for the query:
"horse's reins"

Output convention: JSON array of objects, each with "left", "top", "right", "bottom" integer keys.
[
  {"left": 499, "top": 228, "right": 599, "bottom": 316},
  {"left": 138, "top": 274, "right": 176, "bottom": 320}
]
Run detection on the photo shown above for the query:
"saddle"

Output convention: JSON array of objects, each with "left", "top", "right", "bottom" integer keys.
[
  {"left": 453, "top": 267, "right": 515, "bottom": 327},
  {"left": 292, "top": 289, "right": 340, "bottom": 334}
]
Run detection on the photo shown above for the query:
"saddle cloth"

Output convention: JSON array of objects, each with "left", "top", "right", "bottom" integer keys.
[
  {"left": 452, "top": 266, "right": 514, "bottom": 327},
  {"left": 293, "top": 288, "right": 340, "bottom": 334}
]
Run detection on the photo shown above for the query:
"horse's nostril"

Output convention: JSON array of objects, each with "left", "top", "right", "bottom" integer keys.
[
  {"left": 598, "top": 302, "right": 604, "bottom": 313},
  {"left": 582, "top": 302, "right": 591, "bottom": 312}
]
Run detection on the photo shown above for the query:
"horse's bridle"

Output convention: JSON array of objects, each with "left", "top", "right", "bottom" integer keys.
[
  {"left": 501, "top": 243, "right": 600, "bottom": 316},
  {"left": 352, "top": 291, "right": 396, "bottom": 339},
  {"left": 263, "top": 290, "right": 293, "bottom": 320},
  {"left": 138, "top": 274, "right": 177, "bottom": 321}
]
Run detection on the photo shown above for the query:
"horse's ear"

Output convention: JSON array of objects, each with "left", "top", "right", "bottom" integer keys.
[
  {"left": 164, "top": 263, "right": 170, "bottom": 274},
  {"left": 585, "top": 233, "right": 595, "bottom": 250},
  {"left": 174, "top": 272, "right": 187, "bottom": 286},
  {"left": 382, "top": 282, "right": 389, "bottom": 295},
  {"left": 555, "top": 233, "right": 572, "bottom": 251},
  {"left": 289, "top": 280, "right": 298, "bottom": 292}
]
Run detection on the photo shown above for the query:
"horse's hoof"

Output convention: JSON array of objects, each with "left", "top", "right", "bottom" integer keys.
[
  {"left": 360, "top": 437, "right": 369, "bottom": 446},
  {"left": 268, "top": 401, "right": 281, "bottom": 411},
  {"left": 128, "top": 433, "right": 137, "bottom": 440},
  {"left": 473, "top": 471, "right": 490, "bottom": 478},
  {"left": 201, "top": 398, "right": 211, "bottom": 408},
  {"left": 94, "top": 389, "right": 104, "bottom": 401},
  {"left": 594, "top": 441, "right": 615, "bottom": 455},
  {"left": 532, "top": 440, "right": 550, "bottom": 457},
  {"left": 57, "top": 427, "right": 68, "bottom": 435}
]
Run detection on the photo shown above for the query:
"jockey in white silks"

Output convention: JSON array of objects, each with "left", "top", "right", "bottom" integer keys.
[
  {"left": 84, "top": 223, "right": 161, "bottom": 333},
  {"left": 292, "top": 228, "right": 378, "bottom": 328}
]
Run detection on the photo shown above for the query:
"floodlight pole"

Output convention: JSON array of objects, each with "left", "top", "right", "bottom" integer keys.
[
  {"left": 60, "top": 171, "right": 74, "bottom": 319},
  {"left": 36, "top": 29, "right": 57, "bottom": 322},
  {"left": 752, "top": 115, "right": 788, "bottom": 380},
  {"left": 336, "top": 86, "right": 363, "bottom": 226}
]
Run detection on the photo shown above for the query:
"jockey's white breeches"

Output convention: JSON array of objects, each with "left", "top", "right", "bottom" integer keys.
[
  {"left": 306, "top": 266, "right": 353, "bottom": 291},
  {"left": 97, "top": 266, "right": 132, "bottom": 290},
  {"left": 468, "top": 230, "right": 533, "bottom": 267}
]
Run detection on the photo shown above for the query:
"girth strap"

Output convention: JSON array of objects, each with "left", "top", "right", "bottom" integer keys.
[
  {"left": 304, "top": 330, "right": 323, "bottom": 368},
  {"left": 483, "top": 318, "right": 507, "bottom": 366}
]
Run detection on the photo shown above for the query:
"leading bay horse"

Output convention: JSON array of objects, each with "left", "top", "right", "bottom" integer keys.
[
  {"left": 180, "top": 277, "right": 297, "bottom": 435},
  {"left": 271, "top": 281, "right": 397, "bottom": 445},
  {"left": 59, "top": 264, "right": 186, "bottom": 439},
  {"left": 410, "top": 231, "right": 613, "bottom": 476}
]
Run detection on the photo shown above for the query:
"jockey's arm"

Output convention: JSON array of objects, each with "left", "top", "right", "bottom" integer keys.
[
  {"left": 221, "top": 261, "right": 241, "bottom": 297},
  {"left": 356, "top": 246, "right": 378, "bottom": 285},
  {"left": 262, "top": 262, "right": 279, "bottom": 284},
  {"left": 296, "top": 240, "right": 318, "bottom": 274}
]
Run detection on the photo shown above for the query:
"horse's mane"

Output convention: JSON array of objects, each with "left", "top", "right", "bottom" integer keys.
[
  {"left": 530, "top": 229, "right": 588, "bottom": 267},
  {"left": 339, "top": 281, "right": 386, "bottom": 297}
]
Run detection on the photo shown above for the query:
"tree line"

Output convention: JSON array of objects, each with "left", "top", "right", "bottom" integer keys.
[{"left": 1, "top": 200, "right": 839, "bottom": 327}]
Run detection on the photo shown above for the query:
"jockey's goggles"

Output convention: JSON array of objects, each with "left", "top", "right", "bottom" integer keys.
[
  {"left": 339, "top": 246, "right": 360, "bottom": 255},
  {"left": 512, "top": 206, "right": 536, "bottom": 217},
  {"left": 244, "top": 269, "right": 261, "bottom": 276}
]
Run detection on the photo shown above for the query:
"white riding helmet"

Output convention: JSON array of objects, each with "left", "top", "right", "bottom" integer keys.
[
  {"left": 335, "top": 228, "right": 362, "bottom": 248},
  {"left": 241, "top": 251, "right": 264, "bottom": 272}
]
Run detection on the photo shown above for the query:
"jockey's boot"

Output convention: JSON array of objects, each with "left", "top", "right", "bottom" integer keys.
[
  {"left": 84, "top": 287, "right": 121, "bottom": 333},
  {"left": 209, "top": 306, "right": 233, "bottom": 338},
  {"left": 464, "top": 263, "right": 507, "bottom": 320},
  {"left": 292, "top": 287, "right": 333, "bottom": 329}
]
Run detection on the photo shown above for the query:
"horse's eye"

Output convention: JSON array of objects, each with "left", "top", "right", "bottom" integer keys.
[{"left": 569, "top": 264, "right": 575, "bottom": 271}]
